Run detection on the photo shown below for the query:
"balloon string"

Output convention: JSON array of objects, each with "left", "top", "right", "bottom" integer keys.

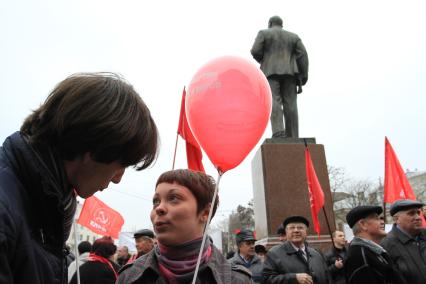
[{"left": 191, "top": 170, "right": 222, "bottom": 284}]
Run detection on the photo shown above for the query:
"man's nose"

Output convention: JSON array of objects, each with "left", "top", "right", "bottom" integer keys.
[{"left": 112, "top": 168, "right": 125, "bottom": 184}]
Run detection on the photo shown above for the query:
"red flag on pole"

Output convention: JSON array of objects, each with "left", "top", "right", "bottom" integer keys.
[
  {"left": 384, "top": 137, "right": 426, "bottom": 226},
  {"left": 77, "top": 196, "right": 124, "bottom": 239},
  {"left": 178, "top": 87, "right": 205, "bottom": 172},
  {"left": 305, "top": 147, "right": 325, "bottom": 237},
  {"left": 384, "top": 137, "right": 416, "bottom": 202}
]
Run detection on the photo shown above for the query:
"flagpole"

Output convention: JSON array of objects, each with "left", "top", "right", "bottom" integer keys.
[
  {"left": 191, "top": 170, "right": 222, "bottom": 284},
  {"left": 172, "top": 132, "right": 179, "bottom": 170},
  {"left": 303, "top": 139, "right": 336, "bottom": 250},
  {"left": 73, "top": 207, "right": 81, "bottom": 284},
  {"left": 383, "top": 201, "right": 387, "bottom": 224},
  {"left": 322, "top": 207, "right": 336, "bottom": 250}
]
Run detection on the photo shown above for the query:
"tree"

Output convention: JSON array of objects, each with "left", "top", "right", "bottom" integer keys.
[
  {"left": 328, "top": 165, "right": 348, "bottom": 195},
  {"left": 328, "top": 165, "right": 382, "bottom": 227},
  {"left": 226, "top": 200, "right": 255, "bottom": 251}
]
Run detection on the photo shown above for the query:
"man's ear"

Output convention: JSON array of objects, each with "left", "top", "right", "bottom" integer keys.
[
  {"left": 81, "top": 152, "right": 92, "bottom": 163},
  {"left": 358, "top": 219, "right": 368, "bottom": 231}
]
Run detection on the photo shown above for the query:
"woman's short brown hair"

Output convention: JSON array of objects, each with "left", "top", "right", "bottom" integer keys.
[
  {"left": 156, "top": 169, "right": 219, "bottom": 219},
  {"left": 21, "top": 72, "right": 159, "bottom": 170},
  {"left": 92, "top": 236, "right": 116, "bottom": 258}
]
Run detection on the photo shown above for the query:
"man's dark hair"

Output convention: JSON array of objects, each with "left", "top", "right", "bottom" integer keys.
[
  {"left": 78, "top": 241, "right": 92, "bottom": 255},
  {"left": 268, "top": 16, "right": 283, "bottom": 28},
  {"left": 156, "top": 169, "right": 219, "bottom": 219},
  {"left": 92, "top": 236, "right": 116, "bottom": 258},
  {"left": 21, "top": 72, "right": 159, "bottom": 170}
]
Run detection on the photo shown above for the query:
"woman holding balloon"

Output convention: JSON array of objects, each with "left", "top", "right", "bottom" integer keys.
[
  {"left": 117, "top": 169, "right": 253, "bottom": 283},
  {"left": 118, "top": 56, "right": 271, "bottom": 283}
]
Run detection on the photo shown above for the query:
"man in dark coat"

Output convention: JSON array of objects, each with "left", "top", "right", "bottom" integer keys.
[
  {"left": 116, "top": 246, "right": 131, "bottom": 267},
  {"left": 251, "top": 15, "right": 309, "bottom": 138},
  {"left": 344, "top": 206, "right": 405, "bottom": 284},
  {"left": 381, "top": 199, "right": 426, "bottom": 284},
  {"left": 230, "top": 229, "right": 263, "bottom": 283},
  {"left": 263, "top": 216, "right": 330, "bottom": 284},
  {"left": 324, "top": 231, "right": 347, "bottom": 284},
  {"left": 0, "top": 73, "right": 159, "bottom": 284},
  {"left": 127, "top": 228, "right": 155, "bottom": 264}
]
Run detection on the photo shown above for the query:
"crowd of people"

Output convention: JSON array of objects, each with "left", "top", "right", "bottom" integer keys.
[
  {"left": 63, "top": 193, "right": 426, "bottom": 284},
  {"left": 227, "top": 200, "right": 426, "bottom": 284},
  {"left": 1, "top": 73, "right": 425, "bottom": 284}
]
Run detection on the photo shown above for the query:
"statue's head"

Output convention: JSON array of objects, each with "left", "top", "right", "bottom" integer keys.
[{"left": 268, "top": 16, "right": 283, "bottom": 28}]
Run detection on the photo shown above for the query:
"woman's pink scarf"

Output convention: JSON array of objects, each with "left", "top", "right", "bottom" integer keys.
[{"left": 155, "top": 237, "right": 212, "bottom": 284}]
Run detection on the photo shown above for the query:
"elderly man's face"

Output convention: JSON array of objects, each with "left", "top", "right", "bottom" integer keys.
[
  {"left": 117, "top": 246, "right": 128, "bottom": 258},
  {"left": 285, "top": 222, "right": 307, "bottom": 246},
  {"left": 395, "top": 207, "right": 423, "bottom": 236},
  {"left": 239, "top": 240, "right": 255, "bottom": 258},
  {"left": 361, "top": 213, "right": 386, "bottom": 239},
  {"left": 135, "top": 236, "right": 154, "bottom": 254}
]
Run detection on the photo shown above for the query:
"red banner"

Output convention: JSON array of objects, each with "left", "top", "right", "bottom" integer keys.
[
  {"left": 384, "top": 137, "right": 426, "bottom": 226},
  {"left": 77, "top": 196, "right": 124, "bottom": 239},
  {"left": 305, "top": 147, "right": 325, "bottom": 237},
  {"left": 384, "top": 137, "right": 416, "bottom": 202},
  {"left": 177, "top": 87, "right": 205, "bottom": 172}
]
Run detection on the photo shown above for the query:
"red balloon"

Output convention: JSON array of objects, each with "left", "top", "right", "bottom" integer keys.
[{"left": 186, "top": 56, "right": 272, "bottom": 173}]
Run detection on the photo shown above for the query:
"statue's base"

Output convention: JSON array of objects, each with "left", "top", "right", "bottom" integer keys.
[
  {"left": 251, "top": 138, "right": 335, "bottom": 252},
  {"left": 264, "top": 137, "right": 316, "bottom": 144}
]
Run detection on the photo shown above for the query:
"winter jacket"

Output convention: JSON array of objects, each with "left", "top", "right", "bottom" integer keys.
[
  {"left": 381, "top": 225, "right": 426, "bottom": 284},
  {"left": 323, "top": 246, "right": 347, "bottom": 284},
  {"left": 345, "top": 237, "right": 406, "bottom": 284},
  {"left": 67, "top": 252, "right": 91, "bottom": 283},
  {"left": 69, "top": 259, "right": 119, "bottom": 284},
  {"left": 263, "top": 241, "right": 331, "bottom": 284},
  {"left": 230, "top": 253, "right": 263, "bottom": 283},
  {"left": 117, "top": 244, "right": 253, "bottom": 283},
  {"left": 0, "top": 132, "right": 76, "bottom": 284}
]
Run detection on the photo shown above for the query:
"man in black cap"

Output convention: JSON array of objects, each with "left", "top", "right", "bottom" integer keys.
[
  {"left": 276, "top": 223, "right": 286, "bottom": 242},
  {"left": 263, "top": 216, "right": 330, "bottom": 284},
  {"left": 254, "top": 244, "right": 267, "bottom": 263},
  {"left": 381, "top": 199, "right": 426, "bottom": 284},
  {"left": 230, "top": 229, "right": 264, "bottom": 283},
  {"left": 345, "top": 206, "right": 405, "bottom": 284},
  {"left": 128, "top": 229, "right": 155, "bottom": 263}
]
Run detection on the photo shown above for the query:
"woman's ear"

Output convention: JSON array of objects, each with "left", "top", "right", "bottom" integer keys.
[{"left": 199, "top": 203, "right": 212, "bottom": 223}]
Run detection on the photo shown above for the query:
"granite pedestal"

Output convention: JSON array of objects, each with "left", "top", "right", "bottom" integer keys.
[{"left": 251, "top": 138, "right": 335, "bottom": 251}]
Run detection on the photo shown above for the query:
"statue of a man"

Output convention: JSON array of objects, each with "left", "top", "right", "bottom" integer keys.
[{"left": 251, "top": 16, "right": 309, "bottom": 138}]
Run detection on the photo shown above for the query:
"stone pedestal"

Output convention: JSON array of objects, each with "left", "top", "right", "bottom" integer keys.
[{"left": 251, "top": 138, "right": 335, "bottom": 251}]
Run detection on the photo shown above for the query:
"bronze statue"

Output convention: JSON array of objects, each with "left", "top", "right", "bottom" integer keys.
[{"left": 251, "top": 16, "right": 309, "bottom": 138}]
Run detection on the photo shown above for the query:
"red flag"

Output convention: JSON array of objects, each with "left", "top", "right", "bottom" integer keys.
[
  {"left": 77, "top": 196, "right": 124, "bottom": 239},
  {"left": 305, "top": 147, "right": 325, "bottom": 237},
  {"left": 384, "top": 137, "right": 426, "bottom": 226},
  {"left": 384, "top": 137, "right": 416, "bottom": 202},
  {"left": 177, "top": 87, "right": 205, "bottom": 172}
]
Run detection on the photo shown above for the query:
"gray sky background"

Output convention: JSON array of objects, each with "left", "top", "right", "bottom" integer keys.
[{"left": 1, "top": 0, "right": 425, "bottom": 231}]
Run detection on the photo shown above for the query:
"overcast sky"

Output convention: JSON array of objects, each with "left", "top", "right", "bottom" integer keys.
[{"left": 1, "top": 0, "right": 425, "bottom": 231}]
